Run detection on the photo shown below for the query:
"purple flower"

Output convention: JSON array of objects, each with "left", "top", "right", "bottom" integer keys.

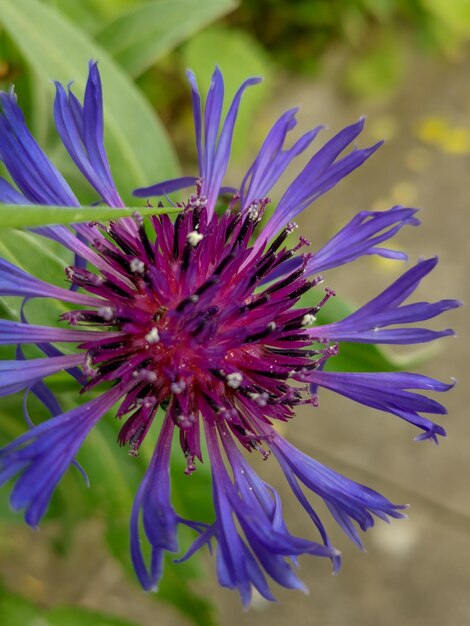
[{"left": 0, "top": 63, "right": 460, "bottom": 605}]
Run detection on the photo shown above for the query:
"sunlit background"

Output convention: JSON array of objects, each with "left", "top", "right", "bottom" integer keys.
[{"left": 0, "top": 1, "right": 469, "bottom": 625}]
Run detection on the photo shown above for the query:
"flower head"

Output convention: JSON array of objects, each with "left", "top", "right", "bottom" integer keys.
[{"left": 0, "top": 63, "right": 460, "bottom": 605}]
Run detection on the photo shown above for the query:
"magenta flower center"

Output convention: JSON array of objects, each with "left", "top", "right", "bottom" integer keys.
[{"left": 63, "top": 198, "right": 334, "bottom": 469}]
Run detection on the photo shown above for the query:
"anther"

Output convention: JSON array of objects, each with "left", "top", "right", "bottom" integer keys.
[
  {"left": 247, "top": 202, "right": 259, "bottom": 220},
  {"left": 189, "top": 194, "right": 207, "bottom": 208},
  {"left": 264, "top": 265, "right": 305, "bottom": 295},
  {"left": 267, "top": 224, "right": 296, "bottom": 253},
  {"left": 130, "top": 258, "right": 145, "bottom": 274},
  {"left": 184, "top": 452, "right": 197, "bottom": 475},
  {"left": 288, "top": 281, "right": 314, "bottom": 300},
  {"left": 301, "top": 313, "right": 317, "bottom": 326},
  {"left": 171, "top": 380, "right": 187, "bottom": 394},
  {"left": 83, "top": 354, "right": 94, "bottom": 377},
  {"left": 244, "top": 295, "right": 270, "bottom": 311},
  {"left": 248, "top": 391, "right": 269, "bottom": 407},
  {"left": 145, "top": 327, "right": 160, "bottom": 344},
  {"left": 187, "top": 230, "right": 204, "bottom": 247},
  {"left": 98, "top": 306, "right": 114, "bottom": 321},
  {"left": 65, "top": 266, "right": 104, "bottom": 287},
  {"left": 132, "top": 368, "right": 157, "bottom": 382},
  {"left": 226, "top": 372, "right": 243, "bottom": 389},
  {"left": 176, "top": 294, "right": 198, "bottom": 312},
  {"left": 173, "top": 212, "right": 185, "bottom": 257},
  {"left": 245, "top": 323, "right": 277, "bottom": 343},
  {"left": 177, "top": 413, "right": 197, "bottom": 429},
  {"left": 195, "top": 276, "right": 219, "bottom": 296}
]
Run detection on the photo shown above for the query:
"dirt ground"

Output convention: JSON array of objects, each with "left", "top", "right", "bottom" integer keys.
[{"left": 1, "top": 51, "right": 469, "bottom": 626}]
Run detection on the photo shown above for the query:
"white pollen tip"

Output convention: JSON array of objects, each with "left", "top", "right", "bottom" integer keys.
[
  {"left": 302, "top": 313, "right": 317, "bottom": 326},
  {"left": 98, "top": 306, "right": 114, "bottom": 321},
  {"left": 145, "top": 327, "right": 160, "bottom": 344},
  {"left": 130, "top": 258, "right": 145, "bottom": 273},
  {"left": 226, "top": 372, "right": 243, "bottom": 389},
  {"left": 247, "top": 203, "right": 259, "bottom": 219},
  {"left": 187, "top": 231, "right": 204, "bottom": 247},
  {"left": 171, "top": 380, "right": 187, "bottom": 394}
]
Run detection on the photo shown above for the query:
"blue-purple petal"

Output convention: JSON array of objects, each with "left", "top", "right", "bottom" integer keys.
[
  {"left": 305, "top": 206, "right": 420, "bottom": 274},
  {"left": 0, "top": 89, "right": 78, "bottom": 206},
  {"left": 133, "top": 176, "right": 198, "bottom": 198},
  {"left": 0, "top": 353, "right": 85, "bottom": 397},
  {"left": 0, "top": 177, "right": 29, "bottom": 204},
  {"left": 305, "top": 370, "right": 453, "bottom": 440},
  {"left": 259, "top": 119, "right": 382, "bottom": 243},
  {"left": 53, "top": 61, "right": 124, "bottom": 207},
  {"left": 312, "top": 258, "right": 461, "bottom": 345},
  {"left": 0, "top": 386, "right": 123, "bottom": 527}
]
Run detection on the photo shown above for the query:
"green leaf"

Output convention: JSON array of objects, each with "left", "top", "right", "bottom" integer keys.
[
  {"left": 343, "top": 33, "right": 406, "bottom": 99},
  {"left": 423, "top": 0, "right": 470, "bottom": 35},
  {"left": 97, "top": 0, "right": 238, "bottom": 77},
  {"left": 41, "top": 0, "right": 137, "bottom": 36},
  {"left": 0, "top": 204, "right": 178, "bottom": 228},
  {"left": 0, "top": 0, "right": 180, "bottom": 204}
]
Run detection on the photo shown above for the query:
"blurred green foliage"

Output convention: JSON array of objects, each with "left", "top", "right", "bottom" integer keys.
[
  {"left": 0, "top": 583, "right": 141, "bottom": 626},
  {"left": 232, "top": 0, "right": 470, "bottom": 96}
]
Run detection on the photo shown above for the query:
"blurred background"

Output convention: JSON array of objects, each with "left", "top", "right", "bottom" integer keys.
[{"left": 0, "top": 1, "right": 469, "bottom": 625}]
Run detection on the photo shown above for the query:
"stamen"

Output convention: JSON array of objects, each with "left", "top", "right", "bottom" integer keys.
[
  {"left": 171, "top": 380, "right": 187, "bottom": 394},
  {"left": 302, "top": 313, "right": 317, "bottom": 326},
  {"left": 247, "top": 391, "right": 270, "bottom": 407},
  {"left": 247, "top": 202, "right": 260, "bottom": 220},
  {"left": 184, "top": 451, "right": 196, "bottom": 475},
  {"left": 98, "top": 306, "right": 114, "bottom": 321},
  {"left": 226, "top": 372, "right": 243, "bottom": 389},
  {"left": 244, "top": 295, "right": 270, "bottom": 311},
  {"left": 177, "top": 413, "right": 197, "bottom": 429},
  {"left": 145, "top": 327, "right": 160, "bottom": 344},
  {"left": 311, "top": 288, "right": 336, "bottom": 314},
  {"left": 60, "top": 199, "right": 337, "bottom": 462},
  {"left": 187, "top": 230, "right": 204, "bottom": 247},
  {"left": 264, "top": 265, "right": 305, "bottom": 295},
  {"left": 132, "top": 368, "right": 157, "bottom": 382},
  {"left": 189, "top": 194, "right": 207, "bottom": 209},
  {"left": 288, "top": 281, "right": 314, "bottom": 300},
  {"left": 65, "top": 267, "right": 104, "bottom": 287},
  {"left": 173, "top": 212, "right": 185, "bottom": 257},
  {"left": 130, "top": 258, "right": 145, "bottom": 274},
  {"left": 245, "top": 322, "right": 277, "bottom": 343}
]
